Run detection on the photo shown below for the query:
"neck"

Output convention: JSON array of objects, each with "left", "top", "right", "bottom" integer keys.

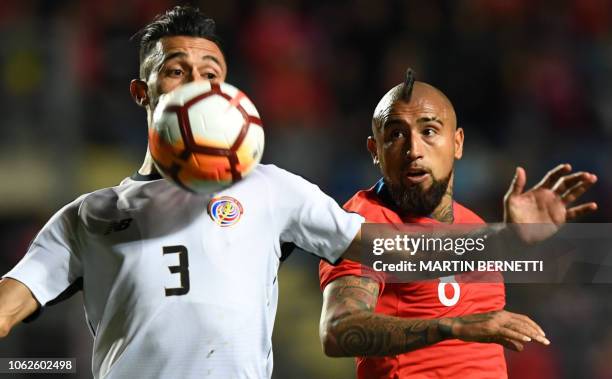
[
  {"left": 138, "top": 147, "right": 159, "bottom": 176},
  {"left": 431, "top": 175, "right": 454, "bottom": 224}
]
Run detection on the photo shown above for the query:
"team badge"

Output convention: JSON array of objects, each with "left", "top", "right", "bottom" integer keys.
[{"left": 208, "top": 196, "right": 243, "bottom": 227}]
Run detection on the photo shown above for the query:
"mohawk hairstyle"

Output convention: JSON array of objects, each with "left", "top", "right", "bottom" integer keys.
[
  {"left": 371, "top": 67, "right": 420, "bottom": 131},
  {"left": 401, "top": 68, "right": 415, "bottom": 101},
  {"left": 133, "top": 5, "right": 222, "bottom": 79}
]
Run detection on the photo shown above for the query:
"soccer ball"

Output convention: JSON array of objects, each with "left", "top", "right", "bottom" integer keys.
[{"left": 149, "top": 81, "right": 265, "bottom": 194}]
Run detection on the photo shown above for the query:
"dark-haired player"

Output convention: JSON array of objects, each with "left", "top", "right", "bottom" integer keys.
[
  {"left": 0, "top": 7, "right": 364, "bottom": 378},
  {"left": 0, "top": 7, "right": 596, "bottom": 379},
  {"left": 319, "top": 71, "right": 598, "bottom": 378}
]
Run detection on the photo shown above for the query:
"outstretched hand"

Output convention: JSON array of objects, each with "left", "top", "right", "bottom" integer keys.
[
  {"left": 503, "top": 164, "right": 598, "bottom": 244},
  {"left": 440, "top": 310, "right": 550, "bottom": 352}
]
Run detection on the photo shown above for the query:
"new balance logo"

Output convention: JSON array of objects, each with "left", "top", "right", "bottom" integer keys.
[{"left": 104, "top": 218, "right": 133, "bottom": 235}]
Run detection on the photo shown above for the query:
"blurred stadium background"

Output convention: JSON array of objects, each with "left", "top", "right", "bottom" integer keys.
[{"left": 0, "top": 0, "right": 611, "bottom": 378}]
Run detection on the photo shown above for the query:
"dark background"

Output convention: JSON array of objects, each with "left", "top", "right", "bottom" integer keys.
[{"left": 0, "top": 0, "right": 610, "bottom": 378}]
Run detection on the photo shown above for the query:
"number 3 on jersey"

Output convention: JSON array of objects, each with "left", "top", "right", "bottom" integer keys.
[
  {"left": 437, "top": 275, "right": 460, "bottom": 306},
  {"left": 163, "top": 245, "right": 190, "bottom": 296}
]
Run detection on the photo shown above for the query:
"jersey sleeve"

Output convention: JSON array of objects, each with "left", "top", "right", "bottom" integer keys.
[
  {"left": 3, "top": 197, "right": 84, "bottom": 307},
  {"left": 319, "top": 258, "right": 386, "bottom": 292},
  {"left": 262, "top": 165, "right": 364, "bottom": 264}
]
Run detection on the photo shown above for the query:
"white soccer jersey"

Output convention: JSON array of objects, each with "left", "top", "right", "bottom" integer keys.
[{"left": 4, "top": 164, "right": 363, "bottom": 379}]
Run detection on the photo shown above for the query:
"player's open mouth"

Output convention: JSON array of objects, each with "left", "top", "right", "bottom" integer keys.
[{"left": 404, "top": 169, "right": 430, "bottom": 184}]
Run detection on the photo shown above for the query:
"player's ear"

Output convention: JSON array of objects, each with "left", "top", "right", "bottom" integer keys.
[
  {"left": 454, "top": 127, "right": 464, "bottom": 160},
  {"left": 367, "top": 136, "right": 379, "bottom": 165},
  {"left": 130, "top": 79, "right": 150, "bottom": 107}
]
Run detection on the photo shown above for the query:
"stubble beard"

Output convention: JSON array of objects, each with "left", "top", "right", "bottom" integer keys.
[{"left": 385, "top": 171, "right": 451, "bottom": 217}]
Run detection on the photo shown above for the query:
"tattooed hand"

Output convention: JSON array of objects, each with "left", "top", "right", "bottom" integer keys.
[
  {"left": 439, "top": 310, "right": 550, "bottom": 352},
  {"left": 321, "top": 275, "right": 550, "bottom": 357}
]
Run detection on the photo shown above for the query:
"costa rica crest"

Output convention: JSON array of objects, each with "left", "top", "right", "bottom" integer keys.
[{"left": 208, "top": 196, "right": 243, "bottom": 227}]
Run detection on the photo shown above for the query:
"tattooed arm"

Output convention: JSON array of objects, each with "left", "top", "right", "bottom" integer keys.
[
  {"left": 319, "top": 275, "right": 441, "bottom": 357},
  {"left": 320, "top": 275, "right": 550, "bottom": 357}
]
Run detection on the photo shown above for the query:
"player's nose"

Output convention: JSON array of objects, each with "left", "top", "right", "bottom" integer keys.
[
  {"left": 406, "top": 132, "right": 424, "bottom": 160},
  {"left": 188, "top": 70, "right": 208, "bottom": 83}
]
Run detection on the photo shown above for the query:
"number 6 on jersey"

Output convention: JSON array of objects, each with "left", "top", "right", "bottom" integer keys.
[{"left": 438, "top": 275, "right": 460, "bottom": 306}]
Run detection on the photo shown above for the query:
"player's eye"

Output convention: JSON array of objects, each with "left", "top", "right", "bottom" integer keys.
[
  {"left": 422, "top": 128, "right": 437, "bottom": 137},
  {"left": 167, "top": 69, "right": 184, "bottom": 78},
  {"left": 390, "top": 129, "right": 405, "bottom": 140},
  {"left": 205, "top": 73, "right": 217, "bottom": 80}
]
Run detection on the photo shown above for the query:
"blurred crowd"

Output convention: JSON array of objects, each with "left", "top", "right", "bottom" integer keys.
[{"left": 0, "top": 0, "right": 611, "bottom": 378}]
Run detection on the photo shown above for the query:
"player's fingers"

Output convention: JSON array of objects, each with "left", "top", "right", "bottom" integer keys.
[
  {"left": 498, "top": 326, "right": 533, "bottom": 344},
  {"left": 536, "top": 163, "right": 572, "bottom": 190},
  {"left": 566, "top": 202, "right": 598, "bottom": 220},
  {"left": 504, "top": 318, "right": 541, "bottom": 340},
  {"left": 505, "top": 320, "right": 550, "bottom": 345},
  {"left": 495, "top": 337, "right": 524, "bottom": 352},
  {"left": 552, "top": 172, "right": 592, "bottom": 195},
  {"left": 512, "top": 313, "right": 546, "bottom": 336},
  {"left": 561, "top": 175, "right": 598, "bottom": 204},
  {"left": 561, "top": 181, "right": 590, "bottom": 205},
  {"left": 506, "top": 167, "right": 526, "bottom": 198}
]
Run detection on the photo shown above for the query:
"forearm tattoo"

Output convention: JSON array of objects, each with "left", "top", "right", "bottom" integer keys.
[
  {"left": 326, "top": 276, "right": 443, "bottom": 356},
  {"left": 336, "top": 316, "right": 439, "bottom": 356},
  {"left": 437, "top": 312, "right": 497, "bottom": 340}
]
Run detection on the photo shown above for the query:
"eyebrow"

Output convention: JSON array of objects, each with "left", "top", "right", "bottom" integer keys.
[
  {"left": 161, "top": 51, "right": 223, "bottom": 68},
  {"left": 381, "top": 118, "right": 404, "bottom": 130},
  {"left": 417, "top": 116, "right": 444, "bottom": 126},
  {"left": 380, "top": 115, "right": 444, "bottom": 131}
]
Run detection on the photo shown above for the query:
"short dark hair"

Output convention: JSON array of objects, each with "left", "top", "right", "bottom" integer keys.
[{"left": 134, "top": 5, "right": 222, "bottom": 79}]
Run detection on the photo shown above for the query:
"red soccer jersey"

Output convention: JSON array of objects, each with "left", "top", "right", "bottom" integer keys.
[{"left": 320, "top": 183, "right": 507, "bottom": 379}]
